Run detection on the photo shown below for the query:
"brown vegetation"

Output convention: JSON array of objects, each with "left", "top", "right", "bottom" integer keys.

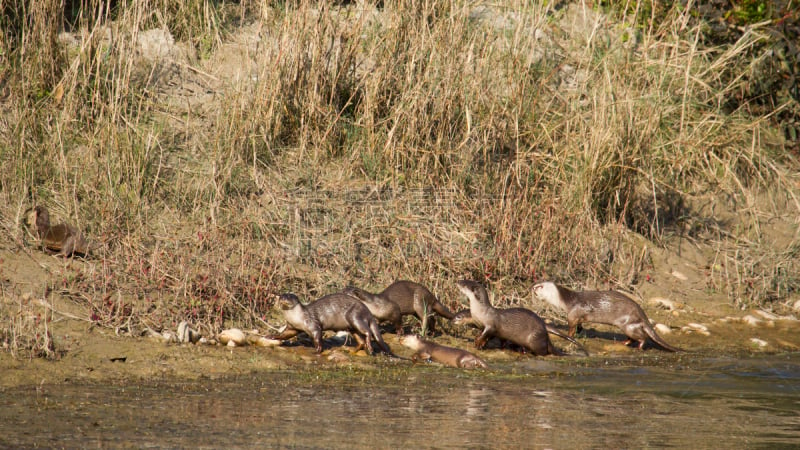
[{"left": 1, "top": 0, "right": 798, "bottom": 359}]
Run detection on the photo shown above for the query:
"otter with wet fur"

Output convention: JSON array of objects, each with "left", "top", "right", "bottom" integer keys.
[
  {"left": 532, "top": 281, "right": 683, "bottom": 352},
  {"left": 400, "top": 334, "right": 488, "bottom": 369},
  {"left": 342, "top": 286, "right": 403, "bottom": 334},
  {"left": 269, "top": 293, "right": 392, "bottom": 355},
  {"left": 345, "top": 281, "right": 454, "bottom": 335},
  {"left": 456, "top": 280, "right": 564, "bottom": 356},
  {"left": 29, "top": 206, "right": 92, "bottom": 257},
  {"left": 452, "top": 309, "right": 588, "bottom": 355}
]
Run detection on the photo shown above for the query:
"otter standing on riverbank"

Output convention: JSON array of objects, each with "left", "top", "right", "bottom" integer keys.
[
  {"left": 268, "top": 293, "right": 392, "bottom": 355},
  {"left": 344, "top": 281, "right": 454, "bottom": 335},
  {"left": 452, "top": 309, "right": 588, "bottom": 355},
  {"left": 28, "top": 206, "right": 92, "bottom": 257},
  {"left": 342, "top": 286, "right": 403, "bottom": 334},
  {"left": 400, "top": 334, "right": 488, "bottom": 369},
  {"left": 456, "top": 280, "right": 564, "bottom": 356},
  {"left": 532, "top": 281, "right": 683, "bottom": 352}
]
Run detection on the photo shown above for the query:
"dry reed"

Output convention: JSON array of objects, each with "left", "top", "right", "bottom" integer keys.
[{"left": 1, "top": 0, "right": 797, "bottom": 354}]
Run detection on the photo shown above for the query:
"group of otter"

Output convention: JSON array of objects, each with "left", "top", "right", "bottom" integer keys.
[
  {"left": 268, "top": 279, "right": 683, "bottom": 369},
  {"left": 26, "top": 206, "right": 684, "bottom": 368}
]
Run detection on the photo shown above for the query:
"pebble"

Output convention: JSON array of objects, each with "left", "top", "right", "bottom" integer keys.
[
  {"left": 753, "top": 310, "right": 780, "bottom": 321},
  {"left": 161, "top": 331, "right": 178, "bottom": 343},
  {"left": 687, "top": 322, "right": 708, "bottom": 332},
  {"left": 654, "top": 323, "right": 672, "bottom": 334},
  {"left": 670, "top": 269, "right": 688, "bottom": 281},
  {"left": 649, "top": 297, "right": 683, "bottom": 311},
  {"left": 681, "top": 323, "right": 710, "bottom": 336},
  {"left": 217, "top": 328, "right": 247, "bottom": 346},
  {"left": 742, "top": 315, "right": 763, "bottom": 327},
  {"left": 143, "top": 327, "right": 177, "bottom": 343},
  {"left": 249, "top": 336, "right": 282, "bottom": 347}
]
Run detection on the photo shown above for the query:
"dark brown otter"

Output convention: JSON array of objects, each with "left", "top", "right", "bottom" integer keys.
[
  {"left": 452, "top": 309, "right": 588, "bottom": 355},
  {"left": 344, "top": 281, "right": 454, "bottom": 335},
  {"left": 30, "top": 206, "right": 92, "bottom": 257},
  {"left": 268, "top": 293, "right": 392, "bottom": 355},
  {"left": 532, "top": 281, "right": 684, "bottom": 352},
  {"left": 400, "top": 334, "right": 488, "bottom": 369},
  {"left": 455, "top": 280, "right": 564, "bottom": 356},
  {"left": 342, "top": 286, "right": 403, "bottom": 334}
]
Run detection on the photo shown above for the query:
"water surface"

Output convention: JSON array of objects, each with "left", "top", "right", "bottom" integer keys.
[{"left": 2, "top": 353, "right": 798, "bottom": 448}]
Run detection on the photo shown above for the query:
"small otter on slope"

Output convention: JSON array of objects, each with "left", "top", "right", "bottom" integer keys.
[
  {"left": 532, "top": 281, "right": 683, "bottom": 352},
  {"left": 400, "top": 334, "right": 488, "bottom": 369},
  {"left": 28, "top": 206, "right": 93, "bottom": 257},
  {"left": 268, "top": 293, "right": 392, "bottom": 355}
]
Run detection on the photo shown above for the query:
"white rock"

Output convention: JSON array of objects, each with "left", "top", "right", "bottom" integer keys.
[
  {"left": 654, "top": 323, "right": 672, "bottom": 334},
  {"left": 177, "top": 321, "right": 202, "bottom": 344},
  {"left": 249, "top": 336, "right": 282, "bottom": 347},
  {"left": 687, "top": 323, "right": 708, "bottom": 332},
  {"left": 750, "top": 338, "right": 768, "bottom": 348},
  {"left": 218, "top": 328, "right": 247, "bottom": 346},
  {"left": 650, "top": 297, "right": 682, "bottom": 311},
  {"left": 670, "top": 269, "right": 688, "bottom": 281},
  {"left": 754, "top": 310, "right": 780, "bottom": 321},
  {"left": 681, "top": 323, "right": 710, "bottom": 336},
  {"left": 742, "top": 315, "right": 762, "bottom": 327},
  {"left": 161, "top": 331, "right": 177, "bottom": 343}
]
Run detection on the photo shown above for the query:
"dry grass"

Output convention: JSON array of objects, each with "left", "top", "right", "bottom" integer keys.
[{"left": 1, "top": 0, "right": 798, "bottom": 355}]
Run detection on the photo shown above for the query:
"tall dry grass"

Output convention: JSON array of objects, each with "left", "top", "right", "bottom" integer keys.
[{"left": 1, "top": 0, "right": 798, "bottom": 355}]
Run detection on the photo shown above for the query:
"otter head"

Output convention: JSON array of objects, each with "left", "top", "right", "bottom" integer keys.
[
  {"left": 33, "top": 206, "right": 51, "bottom": 235},
  {"left": 532, "top": 282, "right": 566, "bottom": 310},
  {"left": 277, "top": 293, "right": 301, "bottom": 310},
  {"left": 456, "top": 280, "right": 488, "bottom": 306},
  {"left": 399, "top": 334, "right": 422, "bottom": 350},
  {"left": 451, "top": 309, "right": 471, "bottom": 326},
  {"left": 451, "top": 309, "right": 481, "bottom": 328}
]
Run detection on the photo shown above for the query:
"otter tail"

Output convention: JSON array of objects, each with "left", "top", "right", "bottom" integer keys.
[
  {"left": 645, "top": 325, "right": 684, "bottom": 352},
  {"left": 546, "top": 325, "right": 589, "bottom": 356},
  {"left": 432, "top": 301, "right": 455, "bottom": 320}
]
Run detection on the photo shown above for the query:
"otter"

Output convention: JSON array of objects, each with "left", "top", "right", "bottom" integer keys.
[
  {"left": 400, "top": 334, "right": 488, "bottom": 369},
  {"left": 344, "top": 281, "right": 454, "bottom": 335},
  {"left": 268, "top": 293, "right": 392, "bottom": 355},
  {"left": 452, "top": 309, "right": 588, "bottom": 355},
  {"left": 342, "top": 286, "right": 403, "bottom": 334},
  {"left": 29, "top": 206, "right": 92, "bottom": 257},
  {"left": 531, "top": 281, "right": 683, "bottom": 352},
  {"left": 455, "top": 280, "right": 564, "bottom": 356}
]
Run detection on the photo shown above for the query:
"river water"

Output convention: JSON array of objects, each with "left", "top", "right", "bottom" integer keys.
[{"left": 1, "top": 352, "right": 798, "bottom": 448}]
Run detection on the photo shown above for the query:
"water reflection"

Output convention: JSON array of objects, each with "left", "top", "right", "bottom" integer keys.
[{"left": 0, "top": 354, "right": 799, "bottom": 448}]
